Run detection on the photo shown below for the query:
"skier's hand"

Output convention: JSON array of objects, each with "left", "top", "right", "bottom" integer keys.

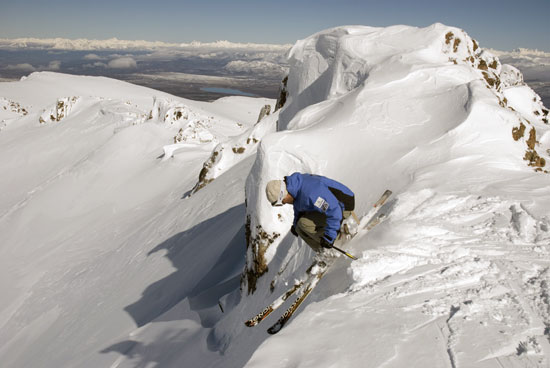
[
  {"left": 320, "top": 237, "right": 333, "bottom": 249},
  {"left": 290, "top": 226, "right": 298, "bottom": 237}
]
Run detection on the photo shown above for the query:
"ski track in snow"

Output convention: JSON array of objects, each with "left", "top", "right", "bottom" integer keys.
[
  {"left": 244, "top": 191, "right": 550, "bottom": 368},
  {"left": 344, "top": 192, "right": 550, "bottom": 368}
]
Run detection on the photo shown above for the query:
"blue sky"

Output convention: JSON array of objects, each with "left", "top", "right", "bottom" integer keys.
[{"left": 1, "top": 0, "right": 549, "bottom": 51}]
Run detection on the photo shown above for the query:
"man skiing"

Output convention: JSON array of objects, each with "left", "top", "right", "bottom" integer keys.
[
  {"left": 265, "top": 172, "right": 355, "bottom": 252},
  {"left": 246, "top": 177, "right": 388, "bottom": 332}
]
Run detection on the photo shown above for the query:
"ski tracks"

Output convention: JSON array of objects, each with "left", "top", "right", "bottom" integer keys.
[{"left": 348, "top": 191, "right": 550, "bottom": 367}]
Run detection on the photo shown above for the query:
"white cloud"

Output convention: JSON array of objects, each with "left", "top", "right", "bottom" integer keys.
[
  {"left": 47, "top": 61, "right": 61, "bottom": 70},
  {"left": 197, "top": 52, "right": 225, "bottom": 59},
  {"left": 0, "top": 37, "right": 291, "bottom": 52},
  {"left": 84, "top": 53, "right": 102, "bottom": 60},
  {"left": 107, "top": 57, "right": 137, "bottom": 69},
  {"left": 83, "top": 61, "right": 108, "bottom": 69},
  {"left": 5, "top": 63, "right": 36, "bottom": 71},
  {"left": 224, "top": 60, "right": 287, "bottom": 76},
  {"left": 490, "top": 48, "right": 550, "bottom": 82}
]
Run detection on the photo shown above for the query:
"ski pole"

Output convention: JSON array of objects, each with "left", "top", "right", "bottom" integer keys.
[{"left": 331, "top": 245, "right": 358, "bottom": 260}]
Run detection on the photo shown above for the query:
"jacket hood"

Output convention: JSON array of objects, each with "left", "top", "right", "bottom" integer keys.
[{"left": 284, "top": 173, "right": 303, "bottom": 199}]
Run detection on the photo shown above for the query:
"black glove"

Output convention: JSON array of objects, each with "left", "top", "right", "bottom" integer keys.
[
  {"left": 320, "top": 237, "right": 334, "bottom": 249},
  {"left": 290, "top": 226, "right": 298, "bottom": 237}
]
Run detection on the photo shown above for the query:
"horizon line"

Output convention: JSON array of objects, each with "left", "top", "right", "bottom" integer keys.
[
  {"left": 0, "top": 36, "right": 293, "bottom": 50},
  {"left": 2, "top": 36, "right": 550, "bottom": 55}
]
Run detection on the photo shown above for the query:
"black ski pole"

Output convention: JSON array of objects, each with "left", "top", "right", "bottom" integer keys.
[{"left": 331, "top": 244, "right": 358, "bottom": 260}]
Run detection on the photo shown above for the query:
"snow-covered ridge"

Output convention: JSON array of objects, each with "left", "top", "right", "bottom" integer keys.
[
  {"left": 2, "top": 23, "right": 550, "bottom": 368},
  {"left": 0, "top": 70, "right": 279, "bottom": 367},
  {"left": 0, "top": 37, "right": 292, "bottom": 51},
  {"left": 216, "top": 23, "right": 550, "bottom": 365},
  {"left": 242, "top": 23, "right": 550, "bottom": 294}
]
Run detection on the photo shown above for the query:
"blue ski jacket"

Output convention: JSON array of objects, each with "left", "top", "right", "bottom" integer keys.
[{"left": 284, "top": 173, "right": 355, "bottom": 244}]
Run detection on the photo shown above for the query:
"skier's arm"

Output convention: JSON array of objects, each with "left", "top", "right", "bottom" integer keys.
[
  {"left": 293, "top": 205, "right": 299, "bottom": 228},
  {"left": 322, "top": 201, "right": 342, "bottom": 244}
]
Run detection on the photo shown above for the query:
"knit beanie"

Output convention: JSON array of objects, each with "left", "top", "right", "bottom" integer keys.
[{"left": 265, "top": 180, "right": 287, "bottom": 205}]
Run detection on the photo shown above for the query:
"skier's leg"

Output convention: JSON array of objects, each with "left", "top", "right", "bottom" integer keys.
[{"left": 295, "top": 211, "right": 326, "bottom": 252}]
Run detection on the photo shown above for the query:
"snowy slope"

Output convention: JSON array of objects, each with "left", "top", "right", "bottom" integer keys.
[
  {"left": 1, "top": 22, "right": 550, "bottom": 368},
  {"left": 238, "top": 24, "right": 550, "bottom": 367},
  {"left": 0, "top": 72, "right": 275, "bottom": 367}
]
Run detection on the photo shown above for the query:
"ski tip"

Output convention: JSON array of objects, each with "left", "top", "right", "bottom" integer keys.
[
  {"left": 373, "top": 189, "right": 392, "bottom": 207},
  {"left": 244, "top": 319, "right": 260, "bottom": 327},
  {"left": 267, "top": 325, "right": 282, "bottom": 335}
]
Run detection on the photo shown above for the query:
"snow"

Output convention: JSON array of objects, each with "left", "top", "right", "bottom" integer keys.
[{"left": 1, "top": 23, "right": 550, "bottom": 368}]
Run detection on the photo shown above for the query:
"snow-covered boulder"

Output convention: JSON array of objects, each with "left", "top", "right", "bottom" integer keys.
[
  {"left": 500, "top": 64, "right": 524, "bottom": 88},
  {"left": 1, "top": 97, "right": 28, "bottom": 116},
  {"left": 190, "top": 105, "right": 277, "bottom": 193},
  {"left": 149, "top": 97, "right": 217, "bottom": 144}
]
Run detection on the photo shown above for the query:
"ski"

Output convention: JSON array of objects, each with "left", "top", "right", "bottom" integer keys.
[
  {"left": 358, "top": 189, "right": 392, "bottom": 230},
  {"left": 244, "top": 281, "right": 304, "bottom": 327},
  {"left": 365, "top": 212, "right": 386, "bottom": 231},
  {"left": 245, "top": 259, "right": 326, "bottom": 327},
  {"left": 337, "top": 189, "right": 393, "bottom": 255},
  {"left": 267, "top": 260, "right": 330, "bottom": 334},
  {"left": 374, "top": 189, "right": 392, "bottom": 208}
]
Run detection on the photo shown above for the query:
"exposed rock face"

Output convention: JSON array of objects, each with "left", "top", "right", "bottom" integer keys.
[
  {"left": 242, "top": 215, "right": 280, "bottom": 294},
  {"left": 1, "top": 98, "right": 28, "bottom": 116},
  {"left": 149, "top": 97, "right": 216, "bottom": 144},
  {"left": 190, "top": 104, "right": 277, "bottom": 195},
  {"left": 274, "top": 76, "right": 288, "bottom": 113},
  {"left": 39, "top": 97, "right": 79, "bottom": 123},
  {"left": 256, "top": 104, "right": 271, "bottom": 124}
]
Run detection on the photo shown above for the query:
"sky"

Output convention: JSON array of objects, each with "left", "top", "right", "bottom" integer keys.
[{"left": 1, "top": 0, "right": 549, "bottom": 51}]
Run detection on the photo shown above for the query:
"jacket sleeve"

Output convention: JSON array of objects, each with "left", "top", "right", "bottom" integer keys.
[
  {"left": 292, "top": 206, "right": 300, "bottom": 228},
  {"left": 322, "top": 199, "right": 342, "bottom": 243}
]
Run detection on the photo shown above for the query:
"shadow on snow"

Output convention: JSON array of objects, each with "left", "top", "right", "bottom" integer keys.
[{"left": 100, "top": 203, "right": 261, "bottom": 367}]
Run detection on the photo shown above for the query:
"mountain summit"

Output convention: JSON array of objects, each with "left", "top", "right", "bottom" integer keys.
[{"left": 0, "top": 24, "right": 549, "bottom": 368}]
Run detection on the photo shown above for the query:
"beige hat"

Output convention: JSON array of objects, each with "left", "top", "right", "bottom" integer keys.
[{"left": 266, "top": 180, "right": 287, "bottom": 206}]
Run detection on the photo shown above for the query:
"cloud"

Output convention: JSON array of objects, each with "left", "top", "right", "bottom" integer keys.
[
  {"left": 5, "top": 63, "right": 36, "bottom": 71},
  {"left": 83, "top": 62, "right": 108, "bottom": 69},
  {"left": 0, "top": 37, "right": 291, "bottom": 52},
  {"left": 197, "top": 52, "right": 225, "bottom": 59},
  {"left": 47, "top": 61, "right": 61, "bottom": 70},
  {"left": 490, "top": 48, "right": 550, "bottom": 81},
  {"left": 107, "top": 57, "right": 137, "bottom": 69},
  {"left": 224, "top": 60, "right": 287, "bottom": 76},
  {"left": 84, "top": 53, "right": 103, "bottom": 60}
]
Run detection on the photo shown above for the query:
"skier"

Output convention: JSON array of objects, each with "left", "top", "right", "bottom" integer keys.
[
  {"left": 247, "top": 181, "right": 389, "bottom": 331},
  {"left": 266, "top": 172, "right": 355, "bottom": 252}
]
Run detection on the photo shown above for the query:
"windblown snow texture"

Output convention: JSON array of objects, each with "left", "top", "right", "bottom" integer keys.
[{"left": 0, "top": 23, "right": 549, "bottom": 368}]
